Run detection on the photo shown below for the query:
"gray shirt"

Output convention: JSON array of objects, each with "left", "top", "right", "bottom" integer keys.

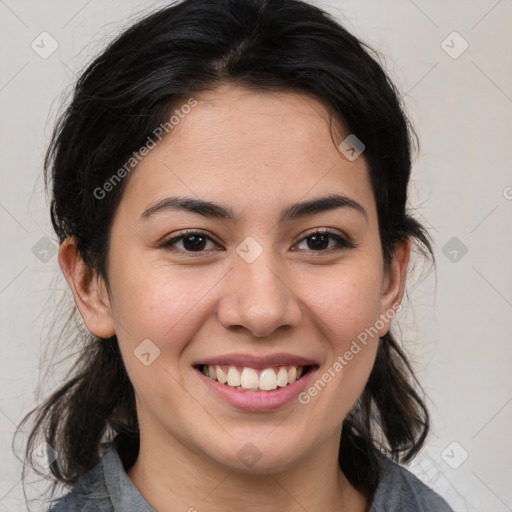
[{"left": 46, "top": 440, "right": 454, "bottom": 511}]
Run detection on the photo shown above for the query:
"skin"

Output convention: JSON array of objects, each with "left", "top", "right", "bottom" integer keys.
[{"left": 59, "top": 84, "right": 409, "bottom": 512}]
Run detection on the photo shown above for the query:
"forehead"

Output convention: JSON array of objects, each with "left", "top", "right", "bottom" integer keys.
[
  {"left": 117, "top": 84, "right": 376, "bottom": 223},
  {"left": 165, "top": 85, "right": 345, "bottom": 164}
]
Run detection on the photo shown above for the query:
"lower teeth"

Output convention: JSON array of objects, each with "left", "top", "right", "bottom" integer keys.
[{"left": 232, "top": 385, "right": 287, "bottom": 392}]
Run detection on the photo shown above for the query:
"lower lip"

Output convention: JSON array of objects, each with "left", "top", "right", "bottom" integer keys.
[{"left": 195, "top": 367, "right": 318, "bottom": 411}]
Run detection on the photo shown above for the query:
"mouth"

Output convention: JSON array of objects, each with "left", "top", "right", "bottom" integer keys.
[
  {"left": 192, "top": 353, "right": 320, "bottom": 410},
  {"left": 193, "top": 363, "right": 318, "bottom": 392}
]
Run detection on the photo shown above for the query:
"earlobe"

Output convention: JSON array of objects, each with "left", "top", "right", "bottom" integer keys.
[
  {"left": 378, "top": 239, "right": 410, "bottom": 336},
  {"left": 58, "top": 238, "right": 116, "bottom": 339}
]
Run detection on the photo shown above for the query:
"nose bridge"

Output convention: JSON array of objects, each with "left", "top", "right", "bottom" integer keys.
[{"left": 217, "top": 239, "right": 302, "bottom": 337}]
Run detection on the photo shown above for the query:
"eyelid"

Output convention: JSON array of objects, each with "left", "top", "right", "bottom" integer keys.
[
  {"left": 160, "top": 227, "right": 357, "bottom": 254},
  {"left": 293, "top": 227, "right": 355, "bottom": 246},
  {"left": 159, "top": 229, "right": 219, "bottom": 253},
  {"left": 292, "top": 228, "right": 357, "bottom": 252}
]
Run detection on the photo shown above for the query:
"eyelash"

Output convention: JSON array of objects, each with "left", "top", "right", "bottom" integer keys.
[{"left": 160, "top": 229, "right": 357, "bottom": 255}]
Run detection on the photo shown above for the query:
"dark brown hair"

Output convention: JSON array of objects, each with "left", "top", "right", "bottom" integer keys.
[{"left": 16, "top": 0, "right": 433, "bottom": 503}]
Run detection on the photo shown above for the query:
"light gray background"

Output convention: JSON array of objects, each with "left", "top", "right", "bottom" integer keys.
[{"left": 1, "top": 1, "right": 511, "bottom": 511}]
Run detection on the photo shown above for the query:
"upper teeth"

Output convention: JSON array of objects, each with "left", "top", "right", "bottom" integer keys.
[{"left": 202, "top": 364, "right": 305, "bottom": 391}]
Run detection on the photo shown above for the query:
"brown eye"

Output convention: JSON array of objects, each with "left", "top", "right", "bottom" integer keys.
[
  {"left": 293, "top": 229, "right": 356, "bottom": 252},
  {"left": 161, "top": 231, "right": 217, "bottom": 253}
]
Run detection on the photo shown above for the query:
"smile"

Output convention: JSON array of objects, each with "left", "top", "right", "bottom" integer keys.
[
  {"left": 193, "top": 353, "right": 320, "bottom": 411},
  {"left": 198, "top": 364, "right": 313, "bottom": 392}
]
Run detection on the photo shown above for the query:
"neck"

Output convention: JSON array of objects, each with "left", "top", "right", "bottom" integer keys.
[{"left": 126, "top": 426, "right": 367, "bottom": 512}]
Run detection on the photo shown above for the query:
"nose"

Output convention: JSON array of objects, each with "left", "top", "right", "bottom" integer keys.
[{"left": 217, "top": 249, "right": 303, "bottom": 338}]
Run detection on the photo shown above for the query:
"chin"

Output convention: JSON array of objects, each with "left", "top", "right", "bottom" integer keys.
[{"left": 207, "top": 434, "right": 311, "bottom": 475}]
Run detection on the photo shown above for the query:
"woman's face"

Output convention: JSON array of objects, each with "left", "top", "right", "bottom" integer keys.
[{"left": 80, "top": 84, "right": 406, "bottom": 472}]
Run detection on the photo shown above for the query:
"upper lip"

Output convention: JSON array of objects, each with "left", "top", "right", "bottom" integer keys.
[{"left": 193, "top": 352, "right": 319, "bottom": 370}]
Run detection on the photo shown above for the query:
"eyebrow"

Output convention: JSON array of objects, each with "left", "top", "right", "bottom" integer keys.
[{"left": 140, "top": 193, "right": 367, "bottom": 223}]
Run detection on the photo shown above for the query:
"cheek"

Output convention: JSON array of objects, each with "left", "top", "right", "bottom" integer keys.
[
  {"left": 111, "top": 268, "right": 217, "bottom": 409},
  {"left": 109, "top": 260, "right": 217, "bottom": 353},
  {"left": 298, "top": 265, "right": 383, "bottom": 407},
  {"left": 303, "top": 263, "right": 384, "bottom": 345}
]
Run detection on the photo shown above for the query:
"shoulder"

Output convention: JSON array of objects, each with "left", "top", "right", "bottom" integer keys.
[
  {"left": 369, "top": 450, "right": 454, "bottom": 512},
  {"left": 46, "top": 490, "right": 112, "bottom": 511},
  {"left": 45, "top": 444, "right": 114, "bottom": 512},
  {"left": 45, "top": 437, "right": 156, "bottom": 512}
]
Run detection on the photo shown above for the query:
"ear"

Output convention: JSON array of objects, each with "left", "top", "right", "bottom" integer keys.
[
  {"left": 377, "top": 239, "right": 410, "bottom": 336},
  {"left": 58, "top": 237, "right": 116, "bottom": 339}
]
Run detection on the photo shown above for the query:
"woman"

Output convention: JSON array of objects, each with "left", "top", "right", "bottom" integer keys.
[{"left": 17, "top": 0, "right": 454, "bottom": 510}]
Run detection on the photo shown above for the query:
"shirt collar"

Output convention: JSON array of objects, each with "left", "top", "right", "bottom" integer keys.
[{"left": 102, "top": 441, "right": 157, "bottom": 512}]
